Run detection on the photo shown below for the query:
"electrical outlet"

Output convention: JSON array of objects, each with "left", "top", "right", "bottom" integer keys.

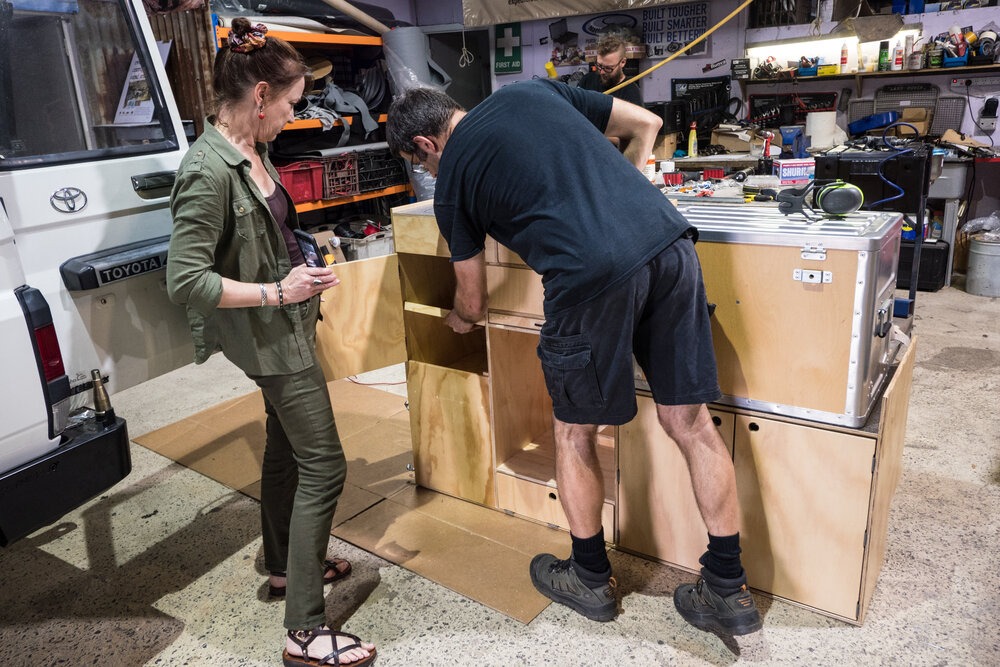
[
  {"left": 981, "top": 117, "right": 997, "bottom": 132},
  {"left": 950, "top": 76, "right": 1000, "bottom": 96}
]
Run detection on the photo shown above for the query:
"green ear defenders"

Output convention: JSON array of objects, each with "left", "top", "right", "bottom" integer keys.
[{"left": 814, "top": 180, "right": 864, "bottom": 216}]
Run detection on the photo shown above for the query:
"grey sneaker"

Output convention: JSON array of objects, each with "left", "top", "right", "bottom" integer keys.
[
  {"left": 529, "top": 554, "right": 617, "bottom": 622},
  {"left": 673, "top": 569, "right": 762, "bottom": 635}
]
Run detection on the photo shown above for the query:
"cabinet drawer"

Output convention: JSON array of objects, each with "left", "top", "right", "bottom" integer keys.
[
  {"left": 487, "top": 265, "right": 544, "bottom": 319},
  {"left": 392, "top": 201, "right": 449, "bottom": 257},
  {"left": 495, "top": 472, "right": 615, "bottom": 535}
]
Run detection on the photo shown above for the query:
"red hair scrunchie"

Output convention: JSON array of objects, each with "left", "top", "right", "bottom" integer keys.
[{"left": 229, "top": 23, "right": 268, "bottom": 53}]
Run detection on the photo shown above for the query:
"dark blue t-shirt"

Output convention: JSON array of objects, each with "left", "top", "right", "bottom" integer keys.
[{"left": 434, "top": 79, "right": 693, "bottom": 315}]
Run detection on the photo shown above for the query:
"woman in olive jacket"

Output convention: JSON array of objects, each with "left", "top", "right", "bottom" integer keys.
[{"left": 166, "top": 18, "right": 375, "bottom": 667}]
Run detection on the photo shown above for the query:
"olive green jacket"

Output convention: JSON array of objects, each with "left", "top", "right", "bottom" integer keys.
[{"left": 166, "top": 119, "right": 319, "bottom": 376}]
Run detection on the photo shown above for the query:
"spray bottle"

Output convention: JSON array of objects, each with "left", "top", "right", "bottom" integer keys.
[
  {"left": 840, "top": 42, "right": 848, "bottom": 73},
  {"left": 687, "top": 122, "right": 698, "bottom": 158}
]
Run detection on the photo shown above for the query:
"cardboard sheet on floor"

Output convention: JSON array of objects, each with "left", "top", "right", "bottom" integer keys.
[
  {"left": 132, "top": 379, "right": 411, "bottom": 518},
  {"left": 334, "top": 485, "right": 563, "bottom": 623},
  {"left": 132, "top": 378, "right": 558, "bottom": 622}
]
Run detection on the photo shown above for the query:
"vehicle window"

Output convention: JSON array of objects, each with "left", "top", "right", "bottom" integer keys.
[{"left": 0, "top": 0, "right": 178, "bottom": 169}]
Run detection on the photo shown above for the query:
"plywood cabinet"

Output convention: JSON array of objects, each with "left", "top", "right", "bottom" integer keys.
[
  {"left": 390, "top": 201, "right": 916, "bottom": 625},
  {"left": 618, "top": 341, "right": 916, "bottom": 624}
]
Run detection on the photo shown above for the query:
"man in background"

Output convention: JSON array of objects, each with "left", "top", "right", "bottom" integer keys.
[{"left": 578, "top": 34, "right": 642, "bottom": 105}]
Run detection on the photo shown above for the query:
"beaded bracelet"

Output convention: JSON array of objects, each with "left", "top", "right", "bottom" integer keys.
[
  {"left": 275, "top": 280, "right": 284, "bottom": 308},
  {"left": 258, "top": 282, "right": 268, "bottom": 308}
]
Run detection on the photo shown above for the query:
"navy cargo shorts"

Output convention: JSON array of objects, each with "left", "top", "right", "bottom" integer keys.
[{"left": 536, "top": 236, "right": 721, "bottom": 425}]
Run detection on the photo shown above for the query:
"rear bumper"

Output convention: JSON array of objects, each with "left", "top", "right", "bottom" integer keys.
[{"left": 0, "top": 416, "right": 130, "bottom": 546}]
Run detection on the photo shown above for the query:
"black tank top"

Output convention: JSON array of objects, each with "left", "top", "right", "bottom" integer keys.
[{"left": 265, "top": 183, "right": 304, "bottom": 265}]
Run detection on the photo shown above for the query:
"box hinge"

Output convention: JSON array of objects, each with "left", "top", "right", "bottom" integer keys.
[{"left": 800, "top": 242, "right": 827, "bottom": 260}]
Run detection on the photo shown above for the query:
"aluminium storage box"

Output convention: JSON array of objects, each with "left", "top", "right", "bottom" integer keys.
[{"left": 671, "top": 204, "right": 902, "bottom": 427}]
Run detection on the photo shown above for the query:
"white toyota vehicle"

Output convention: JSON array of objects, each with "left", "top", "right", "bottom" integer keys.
[{"left": 0, "top": 0, "right": 194, "bottom": 544}]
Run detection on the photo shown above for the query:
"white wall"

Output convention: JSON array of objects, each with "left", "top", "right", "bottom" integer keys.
[{"left": 371, "top": 0, "right": 416, "bottom": 25}]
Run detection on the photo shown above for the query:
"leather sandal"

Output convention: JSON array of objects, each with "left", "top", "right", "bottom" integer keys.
[
  {"left": 282, "top": 626, "right": 376, "bottom": 667},
  {"left": 269, "top": 558, "right": 353, "bottom": 598}
]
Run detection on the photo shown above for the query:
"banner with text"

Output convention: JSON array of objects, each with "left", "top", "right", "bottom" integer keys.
[{"left": 463, "top": 0, "right": 691, "bottom": 28}]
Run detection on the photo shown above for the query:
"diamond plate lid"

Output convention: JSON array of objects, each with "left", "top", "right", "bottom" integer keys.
[{"left": 675, "top": 203, "right": 904, "bottom": 251}]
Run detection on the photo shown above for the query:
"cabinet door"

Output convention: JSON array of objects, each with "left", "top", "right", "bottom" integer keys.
[
  {"left": 735, "top": 414, "right": 874, "bottom": 621},
  {"left": 618, "top": 396, "right": 734, "bottom": 570},
  {"left": 407, "top": 360, "right": 494, "bottom": 507},
  {"left": 314, "top": 254, "right": 406, "bottom": 379}
]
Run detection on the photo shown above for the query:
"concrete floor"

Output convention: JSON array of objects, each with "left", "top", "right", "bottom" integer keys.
[{"left": 0, "top": 284, "right": 997, "bottom": 666}]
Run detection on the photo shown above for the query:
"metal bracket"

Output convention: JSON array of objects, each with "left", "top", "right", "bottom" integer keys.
[
  {"left": 801, "top": 242, "right": 827, "bottom": 260},
  {"left": 793, "top": 269, "right": 833, "bottom": 284}
]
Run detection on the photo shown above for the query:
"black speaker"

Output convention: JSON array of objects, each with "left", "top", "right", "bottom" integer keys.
[{"left": 646, "top": 100, "right": 689, "bottom": 135}]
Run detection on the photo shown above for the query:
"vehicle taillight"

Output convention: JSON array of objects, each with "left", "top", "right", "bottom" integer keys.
[{"left": 33, "top": 324, "right": 66, "bottom": 382}]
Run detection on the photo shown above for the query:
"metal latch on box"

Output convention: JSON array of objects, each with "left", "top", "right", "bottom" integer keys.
[
  {"left": 800, "top": 243, "right": 827, "bottom": 260},
  {"left": 793, "top": 269, "right": 833, "bottom": 284}
]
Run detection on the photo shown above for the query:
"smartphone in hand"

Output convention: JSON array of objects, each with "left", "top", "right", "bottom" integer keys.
[{"left": 293, "top": 229, "right": 326, "bottom": 267}]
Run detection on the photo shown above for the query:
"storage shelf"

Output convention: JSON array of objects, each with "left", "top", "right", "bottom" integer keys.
[
  {"left": 216, "top": 27, "right": 381, "bottom": 47},
  {"left": 496, "top": 428, "right": 616, "bottom": 502},
  {"left": 294, "top": 184, "right": 410, "bottom": 213},
  {"left": 740, "top": 63, "right": 1000, "bottom": 96},
  {"left": 285, "top": 114, "right": 388, "bottom": 131}
]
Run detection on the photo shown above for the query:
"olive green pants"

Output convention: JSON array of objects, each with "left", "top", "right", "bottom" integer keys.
[{"left": 250, "top": 359, "right": 346, "bottom": 630}]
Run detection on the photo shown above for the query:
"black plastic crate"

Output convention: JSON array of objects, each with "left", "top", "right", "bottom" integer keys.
[
  {"left": 897, "top": 239, "right": 949, "bottom": 292},
  {"left": 356, "top": 148, "right": 407, "bottom": 193},
  {"left": 814, "top": 147, "right": 930, "bottom": 215}
]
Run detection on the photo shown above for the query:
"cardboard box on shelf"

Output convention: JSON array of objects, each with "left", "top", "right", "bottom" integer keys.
[
  {"left": 654, "top": 132, "right": 679, "bottom": 160},
  {"left": 711, "top": 128, "right": 754, "bottom": 153},
  {"left": 773, "top": 158, "right": 815, "bottom": 185}
]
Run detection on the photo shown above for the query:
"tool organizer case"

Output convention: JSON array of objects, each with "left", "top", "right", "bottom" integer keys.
[{"left": 664, "top": 204, "right": 903, "bottom": 427}]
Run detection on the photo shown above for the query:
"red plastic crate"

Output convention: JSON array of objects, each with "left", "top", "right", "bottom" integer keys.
[{"left": 276, "top": 161, "right": 324, "bottom": 203}]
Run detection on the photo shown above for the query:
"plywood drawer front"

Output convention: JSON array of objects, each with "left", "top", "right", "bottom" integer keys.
[
  {"left": 487, "top": 265, "right": 544, "bottom": 319},
  {"left": 488, "top": 312, "right": 544, "bottom": 330},
  {"left": 392, "top": 201, "right": 450, "bottom": 257},
  {"left": 407, "top": 361, "right": 494, "bottom": 507},
  {"left": 618, "top": 397, "right": 734, "bottom": 570},
  {"left": 495, "top": 472, "right": 615, "bottom": 534}
]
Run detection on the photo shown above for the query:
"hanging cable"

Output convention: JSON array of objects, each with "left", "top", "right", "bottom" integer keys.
[
  {"left": 459, "top": 29, "right": 474, "bottom": 68},
  {"left": 866, "top": 121, "right": 919, "bottom": 210}
]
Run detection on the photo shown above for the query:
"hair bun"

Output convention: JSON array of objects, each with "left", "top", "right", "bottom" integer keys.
[{"left": 229, "top": 18, "right": 268, "bottom": 54}]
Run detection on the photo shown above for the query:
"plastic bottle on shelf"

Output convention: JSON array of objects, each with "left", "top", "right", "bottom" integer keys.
[
  {"left": 892, "top": 41, "right": 904, "bottom": 70},
  {"left": 840, "top": 42, "right": 848, "bottom": 73},
  {"left": 878, "top": 40, "right": 891, "bottom": 71},
  {"left": 644, "top": 154, "right": 657, "bottom": 184},
  {"left": 687, "top": 122, "right": 698, "bottom": 158}
]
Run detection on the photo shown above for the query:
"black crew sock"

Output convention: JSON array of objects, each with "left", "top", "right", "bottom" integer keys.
[
  {"left": 699, "top": 532, "right": 745, "bottom": 586},
  {"left": 570, "top": 528, "right": 611, "bottom": 585}
]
